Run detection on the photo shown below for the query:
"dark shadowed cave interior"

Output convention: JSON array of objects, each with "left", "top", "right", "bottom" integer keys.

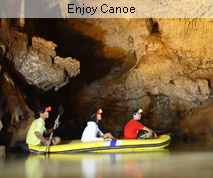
[{"left": 0, "top": 18, "right": 129, "bottom": 146}]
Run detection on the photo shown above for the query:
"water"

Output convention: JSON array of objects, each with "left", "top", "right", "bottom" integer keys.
[{"left": 0, "top": 141, "right": 213, "bottom": 178}]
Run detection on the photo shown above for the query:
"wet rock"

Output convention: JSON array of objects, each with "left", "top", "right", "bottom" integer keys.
[
  {"left": 0, "top": 146, "right": 5, "bottom": 157},
  {"left": 180, "top": 99, "right": 213, "bottom": 142},
  {"left": 1, "top": 29, "right": 80, "bottom": 91},
  {"left": 0, "top": 72, "right": 36, "bottom": 143},
  {"left": 1, "top": 73, "right": 32, "bottom": 125},
  {"left": 0, "top": 25, "right": 80, "bottom": 143},
  {"left": 73, "top": 19, "right": 212, "bottom": 139},
  {"left": 54, "top": 56, "right": 80, "bottom": 78},
  {"left": 0, "top": 120, "right": 2, "bottom": 131},
  {"left": 189, "top": 68, "right": 213, "bottom": 94},
  {"left": 1, "top": 18, "right": 213, "bottom": 141}
]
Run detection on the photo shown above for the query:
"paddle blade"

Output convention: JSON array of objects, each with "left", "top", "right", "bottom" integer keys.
[{"left": 58, "top": 105, "right": 64, "bottom": 116}]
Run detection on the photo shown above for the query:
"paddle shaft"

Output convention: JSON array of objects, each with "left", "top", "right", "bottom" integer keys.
[{"left": 45, "top": 114, "right": 60, "bottom": 153}]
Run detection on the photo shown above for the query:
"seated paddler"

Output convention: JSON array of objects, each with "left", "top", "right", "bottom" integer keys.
[
  {"left": 124, "top": 108, "right": 157, "bottom": 139},
  {"left": 26, "top": 106, "right": 61, "bottom": 146},
  {"left": 81, "top": 108, "right": 115, "bottom": 142}
]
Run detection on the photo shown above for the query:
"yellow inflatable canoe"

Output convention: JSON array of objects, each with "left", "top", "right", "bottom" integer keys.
[{"left": 25, "top": 134, "right": 171, "bottom": 154}]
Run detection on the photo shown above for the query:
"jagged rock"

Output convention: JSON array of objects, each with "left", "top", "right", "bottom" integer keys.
[
  {"left": 54, "top": 56, "right": 80, "bottom": 78},
  {"left": 19, "top": 36, "right": 66, "bottom": 91},
  {"left": 1, "top": 17, "right": 213, "bottom": 142},
  {"left": 1, "top": 29, "right": 80, "bottom": 91},
  {"left": 73, "top": 18, "right": 212, "bottom": 139},
  {"left": 0, "top": 44, "right": 5, "bottom": 57},
  {"left": 0, "top": 72, "right": 36, "bottom": 142},
  {"left": 0, "top": 120, "right": 2, "bottom": 131},
  {"left": 180, "top": 99, "right": 213, "bottom": 142},
  {"left": 157, "top": 19, "right": 213, "bottom": 61},
  {"left": 0, "top": 146, "right": 5, "bottom": 157},
  {"left": 189, "top": 68, "right": 213, "bottom": 94},
  {"left": 125, "top": 31, "right": 210, "bottom": 119},
  {"left": 68, "top": 18, "right": 150, "bottom": 60},
  {"left": 2, "top": 73, "right": 24, "bottom": 125}
]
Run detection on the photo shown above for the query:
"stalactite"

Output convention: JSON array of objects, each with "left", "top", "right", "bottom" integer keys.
[{"left": 1, "top": 73, "right": 25, "bottom": 126}]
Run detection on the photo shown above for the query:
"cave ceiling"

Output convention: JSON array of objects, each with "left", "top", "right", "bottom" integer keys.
[{"left": 0, "top": 17, "right": 212, "bottom": 144}]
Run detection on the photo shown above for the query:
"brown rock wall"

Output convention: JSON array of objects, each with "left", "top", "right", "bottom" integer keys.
[
  {"left": 180, "top": 99, "right": 213, "bottom": 142},
  {"left": 157, "top": 19, "right": 213, "bottom": 60},
  {"left": 75, "top": 18, "right": 212, "bottom": 140},
  {"left": 0, "top": 20, "right": 80, "bottom": 144},
  {"left": 69, "top": 18, "right": 150, "bottom": 60},
  {"left": 0, "top": 27, "right": 80, "bottom": 91},
  {"left": 0, "top": 18, "right": 212, "bottom": 142}
]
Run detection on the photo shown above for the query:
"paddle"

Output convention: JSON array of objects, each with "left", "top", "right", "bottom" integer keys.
[{"left": 45, "top": 105, "right": 64, "bottom": 154}]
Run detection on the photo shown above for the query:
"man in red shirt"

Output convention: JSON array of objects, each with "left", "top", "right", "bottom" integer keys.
[{"left": 124, "top": 109, "right": 157, "bottom": 139}]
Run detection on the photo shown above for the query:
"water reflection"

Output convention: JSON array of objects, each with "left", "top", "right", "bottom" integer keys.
[
  {"left": 23, "top": 150, "right": 170, "bottom": 178},
  {"left": 1, "top": 144, "right": 213, "bottom": 178},
  {"left": 81, "top": 156, "right": 100, "bottom": 178},
  {"left": 25, "top": 155, "right": 44, "bottom": 178}
]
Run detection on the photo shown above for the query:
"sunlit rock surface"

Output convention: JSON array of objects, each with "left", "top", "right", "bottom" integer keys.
[
  {"left": 68, "top": 18, "right": 150, "bottom": 61},
  {"left": 73, "top": 18, "right": 212, "bottom": 140},
  {"left": 2, "top": 29, "right": 80, "bottom": 91},
  {"left": 0, "top": 18, "right": 212, "bottom": 143},
  {"left": 180, "top": 99, "right": 213, "bottom": 142}
]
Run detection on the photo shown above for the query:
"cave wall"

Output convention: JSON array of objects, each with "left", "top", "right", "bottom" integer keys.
[
  {"left": 72, "top": 18, "right": 213, "bottom": 140},
  {"left": 0, "top": 19, "right": 80, "bottom": 144},
  {"left": 0, "top": 18, "right": 212, "bottom": 144},
  {"left": 180, "top": 99, "right": 213, "bottom": 142}
]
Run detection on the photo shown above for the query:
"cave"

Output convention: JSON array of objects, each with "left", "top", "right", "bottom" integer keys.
[{"left": 0, "top": 17, "right": 213, "bottom": 151}]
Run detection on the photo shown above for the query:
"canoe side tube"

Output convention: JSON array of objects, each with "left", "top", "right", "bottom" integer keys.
[{"left": 29, "top": 135, "right": 171, "bottom": 154}]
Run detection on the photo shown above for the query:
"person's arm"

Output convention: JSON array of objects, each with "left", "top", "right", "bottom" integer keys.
[
  {"left": 44, "top": 119, "right": 60, "bottom": 135},
  {"left": 97, "top": 126, "right": 113, "bottom": 141},
  {"left": 103, "top": 133, "right": 115, "bottom": 140},
  {"left": 44, "top": 127, "right": 54, "bottom": 135},
  {"left": 142, "top": 126, "right": 157, "bottom": 138},
  {"left": 97, "top": 127, "right": 104, "bottom": 137},
  {"left": 35, "top": 131, "right": 51, "bottom": 144}
]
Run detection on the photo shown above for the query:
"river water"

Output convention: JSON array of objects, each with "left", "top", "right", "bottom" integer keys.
[{"left": 0, "top": 141, "right": 213, "bottom": 178}]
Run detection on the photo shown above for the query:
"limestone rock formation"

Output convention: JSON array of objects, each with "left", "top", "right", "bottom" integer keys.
[
  {"left": 126, "top": 30, "right": 211, "bottom": 112},
  {"left": 68, "top": 18, "right": 150, "bottom": 61},
  {"left": 0, "top": 120, "right": 2, "bottom": 131},
  {"left": 180, "top": 99, "right": 213, "bottom": 142},
  {"left": 2, "top": 73, "right": 28, "bottom": 125},
  {"left": 0, "top": 72, "right": 35, "bottom": 141},
  {"left": 0, "top": 17, "right": 212, "bottom": 143},
  {"left": 0, "top": 146, "right": 5, "bottom": 157},
  {"left": 0, "top": 20, "right": 80, "bottom": 144},
  {"left": 73, "top": 18, "right": 212, "bottom": 140},
  {"left": 2, "top": 29, "right": 80, "bottom": 91}
]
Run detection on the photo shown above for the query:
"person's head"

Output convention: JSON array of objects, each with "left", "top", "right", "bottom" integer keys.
[
  {"left": 90, "top": 109, "right": 103, "bottom": 123},
  {"left": 131, "top": 108, "right": 143, "bottom": 120},
  {"left": 35, "top": 106, "right": 51, "bottom": 119}
]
